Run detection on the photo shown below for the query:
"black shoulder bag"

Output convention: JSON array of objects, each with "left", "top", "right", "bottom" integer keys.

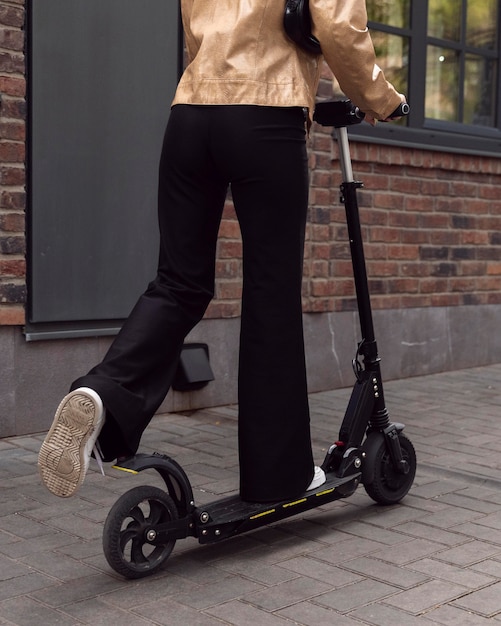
[{"left": 283, "top": 0, "right": 321, "bottom": 55}]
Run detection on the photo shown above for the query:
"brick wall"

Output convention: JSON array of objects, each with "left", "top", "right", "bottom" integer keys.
[
  {"left": 0, "top": 0, "right": 25, "bottom": 325},
  {"left": 305, "top": 126, "right": 501, "bottom": 313},
  {"left": 1, "top": 3, "right": 501, "bottom": 327},
  {"left": 206, "top": 125, "right": 501, "bottom": 318}
]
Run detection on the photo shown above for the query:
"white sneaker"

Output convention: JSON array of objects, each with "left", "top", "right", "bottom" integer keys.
[
  {"left": 38, "top": 387, "right": 105, "bottom": 497},
  {"left": 307, "top": 466, "right": 326, "bottom": 491}
]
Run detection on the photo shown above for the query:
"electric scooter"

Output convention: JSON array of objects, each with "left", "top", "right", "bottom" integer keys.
[{"left": 102, "top": 100, "right": 416, "bottom": 580}]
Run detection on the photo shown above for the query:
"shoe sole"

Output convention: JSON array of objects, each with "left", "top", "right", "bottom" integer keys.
[{"left": 38, "top": 390, "right": 102, "bottom": 497}]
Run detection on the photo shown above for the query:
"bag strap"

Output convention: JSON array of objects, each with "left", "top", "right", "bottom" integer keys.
[{"left": 283, "top": 0, "right": 321, "bottom": 55}]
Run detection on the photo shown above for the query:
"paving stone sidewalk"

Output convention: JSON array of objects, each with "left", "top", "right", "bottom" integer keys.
[{"left": 2, "top": 363, "right": 501, "bottom": 625}]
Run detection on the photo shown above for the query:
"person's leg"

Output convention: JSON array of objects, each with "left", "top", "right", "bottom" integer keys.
[
  {"left": 72, "top": 105, "right": 230, "bottom": 460},
  {"left": 215, "top": 106, "right": 317, "bottom": 502},
  {"left": 39, "top": 106, "right": 229, "bottom": 495}
]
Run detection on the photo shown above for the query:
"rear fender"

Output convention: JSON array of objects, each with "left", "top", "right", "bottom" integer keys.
[{"left": 113, "top": 452, "right": 194, "bottom": 516}]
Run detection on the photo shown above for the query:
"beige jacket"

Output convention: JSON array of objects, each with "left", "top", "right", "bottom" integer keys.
[{"left": 173, "top": 0, "right": 401, "bottom": 121}]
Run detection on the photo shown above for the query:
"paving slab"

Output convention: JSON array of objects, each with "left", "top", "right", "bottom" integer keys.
[{"left": 1, "top": 363, "right": 501, "bottom": 624}]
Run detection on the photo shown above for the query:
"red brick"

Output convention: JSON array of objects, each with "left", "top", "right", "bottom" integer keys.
[
  {"left": 361, "top": 208, "right": 388, "bottom": 225},
  {"left": 0, "top": 50, "right": 24, "bottom": 74},
  {"left": 466, "top": 199, "right": 495, "bottom": 215},
  {"left": 0, "top": 120, "right": 25, "bottom": 141},
  {"left": 420, "top": 180, "right": 450, "bottom": 196},
  {"left": 0, "top": 5, "right": 25, "bottom": 29},
  {"left": 371, "top": 295, "right": 401, "bottom": 309},
  {"left": 477, "top": 276, "right": 501, "bottom": 291},
  {"left": 0, "top": 140, "right": 24, "bottom": 163},
  {"left": 390, "top": 176, "right": 421, "bottom": 194},
  {"left": 217, "top": 240, "right": 242, "bottom": 259},
  {"left": 0, "top": 75, "right": 25, "bottom": 97},
  {"left": 311, "top": 259, "right": 329, "bottom": 278},
  {"left": 436, "top": 198, "right": 466, "bottom": 213},
  {"left": 0, "top": 258, "right": 25, "bottom": 277},
  {"left": 449, "top": 277, "right": 476, "bottom": 292},
  {"left": 461, "top": 261, "right": 487, "bottom": 276},
  {"left": 360, "top": 173, "right": 389, "bottom": 190},
  {"left": 387, "top": 278, "right": 419, "bottom": 294},
  {"left": 329, "top": 242, "right": 351, "bottom": 259},
  {"left": 330, "top": 259, "right": 353, "bottom": 276},
  {"left": 430, "top": 231, "right": 460, "bottom": 246},
  {"left": 450, "top": 181, "right": 478, "bottom": 197},
  {"left": 0, "top": 165, "right": 24, "bottom": 185},
  {"left": 487, "top": 292, "right": 501, "bottom": 304},
  {"left": 365, "top": 243, "right": 388, "bottom": 260},
  {"left": 487, "top": 263, "right": 501, "bottom": 276},
  {"left": 306, "top": 298, "right": 333, "bottom": 313},
  {"left": 367, "top": 261, "right": 399, "bottom": 276},
  {"left": 419, "top": 278, "right": 449, "bottom": 294},
  {"left": 0, "top": 304, "right": 24, "bottom": 325},
  {"left": 309, "top": 223, "right": 330, "bottom": 240},
  {"left": 388, "top": 245, "right": 419, "bottom": 260},
  {"left": 0, "top": 189, "right": 25, "bottom": 210},
  {"left": 479, "top": 185, "right": 501, "bottom": 200},
  {"left": 460, "top": 231, "right": 489, "bottom": 245},
  {"left": 0, "top": 96, "right": 26, "bottom": 119},
  {"left": 217, "top": 220, "right": 241, "bottom": 239},
  {"left": 369, "top": 227, "right": 400, "bottom": 243},
  {"left": 419, "top": 213, "right": 450, "bottom": 229},
  {"left": 215, "top": 259, "right": 240, "bottom": 279},
  {"left": 216, "top": 281, "right": 242, "bottom": 300},
  {"left": 310, "top": 242, "right": 331, "bottom": 260},
  {"left": 404, "top": 195, "right": 434, "bottom": 212},
  {"left": 482, "top": 215, "right": 501, "bottom": 229},
  {"left": 401, "top": 229, "right": 429, "bottom": 244},
  {"left": 310, "top": 187, "right": 331, "bottom": 206},
  {"left": 221, "top": 202, "right": 236, "bottom": 219},
  {"left": 0, "top": 27, "right": 24, "bottom": 51},
  {"left": 401, "top": 262, "right": 431, "bottom": 277},
  {"left": 0, "top": 212, "right": 24, "bottom": 231},
  {"left": 427, "top": 293, "right": 458, "bottom": 306},
  {"left": 389, "top": 212, "right": 419, "bottom": 228}
]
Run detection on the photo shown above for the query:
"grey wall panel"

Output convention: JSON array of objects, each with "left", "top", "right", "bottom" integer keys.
[{"left": 29, "top": 0, "right": 179, "bottom": 322}]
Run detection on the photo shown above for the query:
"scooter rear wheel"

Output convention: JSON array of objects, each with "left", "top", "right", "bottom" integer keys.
[
  {"left": 103, "top": 485, "right": 178, "bottom": 579},
  {"left": 363, "top": 434, "right": 416, "bottom": 505}
]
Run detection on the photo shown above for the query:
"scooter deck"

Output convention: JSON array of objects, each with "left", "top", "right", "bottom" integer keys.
[
  {"left": 194, "top": 471, "right": 361, "bottom": 543},
  {"left": 113, "top": 453, "right": 361, "bottom": 545}
]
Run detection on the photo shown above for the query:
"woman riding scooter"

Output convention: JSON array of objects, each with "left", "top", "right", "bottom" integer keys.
[{"left": 39, "top": 0, "right": 405, "bottom": 503}]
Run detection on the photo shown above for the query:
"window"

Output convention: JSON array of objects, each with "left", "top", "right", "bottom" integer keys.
[
  {"left": 347, "top": 0, "right": 501, "bottom": 156},
  {"left": 27, "top": 0, "right": 180, "bottom": 339}
]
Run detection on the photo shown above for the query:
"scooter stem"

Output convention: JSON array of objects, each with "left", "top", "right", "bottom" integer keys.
[
  {"left": 335, "top": 126, "right": 354, "bottom": 183},
  {"left": 334, "top": 126, "right": 376, "bottom": 347},
  {"left": 335, "top": 126, "right": 393, "bottom": 435}
]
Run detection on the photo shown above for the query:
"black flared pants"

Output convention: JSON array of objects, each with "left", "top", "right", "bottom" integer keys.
[{"left": 72, "top": 104, "right": 314, "bottom": 502}]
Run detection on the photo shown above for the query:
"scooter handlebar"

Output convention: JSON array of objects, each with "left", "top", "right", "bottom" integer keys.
[
  {"left": 313, "top": 100, "right": 364, "bottom": 128},
  {"left": 313, "top": 99, "right": 409, "bottom": 128}
]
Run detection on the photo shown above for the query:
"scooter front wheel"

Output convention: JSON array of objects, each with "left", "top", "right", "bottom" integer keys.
[
  {"left": 103, "top": 485, "right": 178, "bottom": 579},
  {"left": 363, "top": 434, "right": 416, "bottom": 505}
]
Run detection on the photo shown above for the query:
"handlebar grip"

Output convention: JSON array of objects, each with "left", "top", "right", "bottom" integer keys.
[{"left": 388, "top": 102, "right": 410, "bottom": 119}]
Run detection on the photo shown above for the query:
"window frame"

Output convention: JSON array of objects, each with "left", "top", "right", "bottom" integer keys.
[{"left": 348, "top": 0, "right": 501, "bottom": 157}]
